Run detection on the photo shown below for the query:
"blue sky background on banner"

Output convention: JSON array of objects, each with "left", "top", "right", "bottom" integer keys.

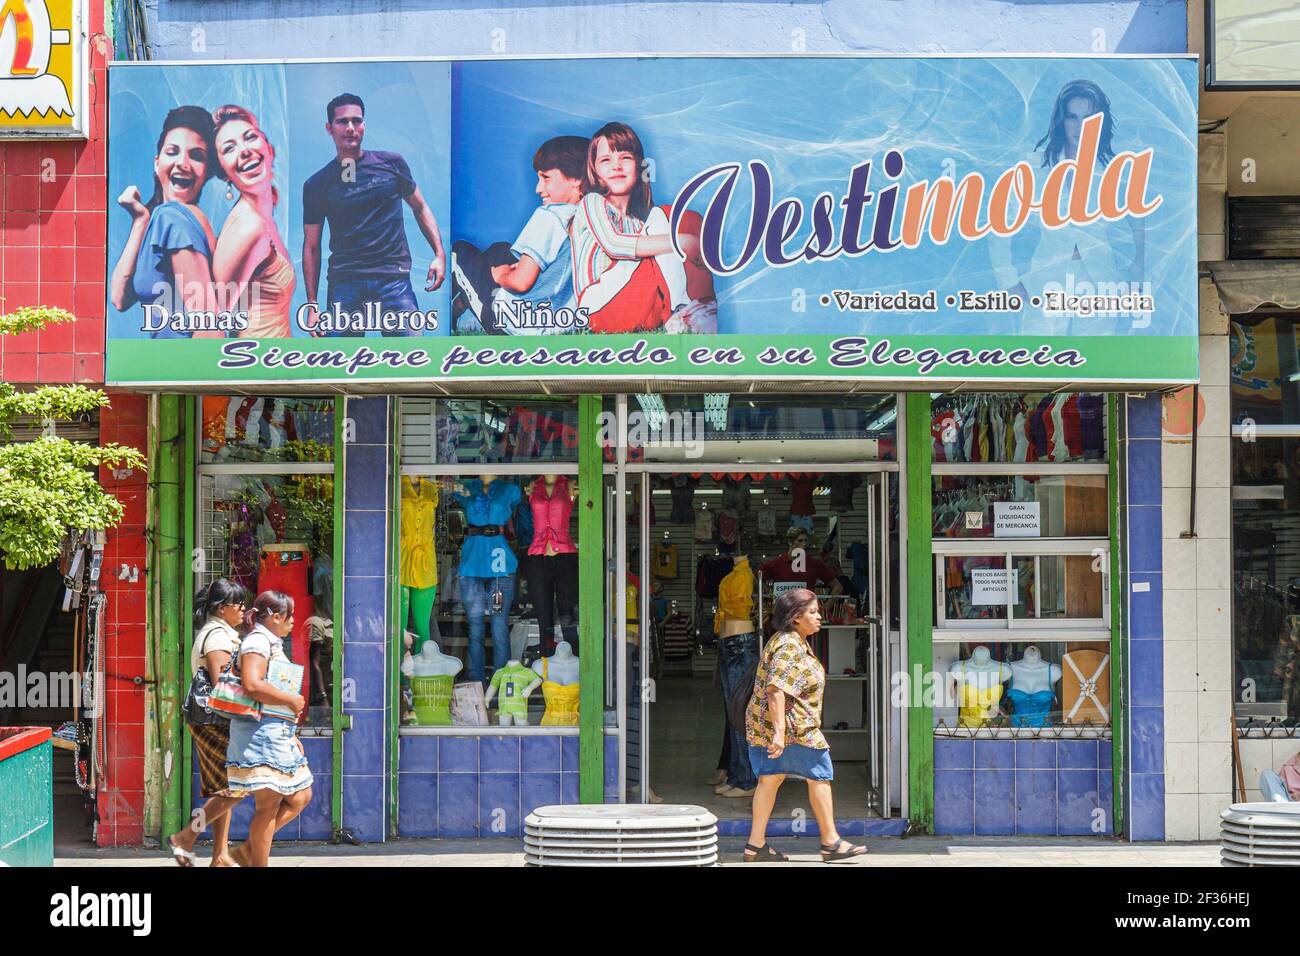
[
  {"left": 107, "top": 61, "right": 452, "bottom": 339},
  {"left": 453, "top": 56, "right": 1197, "bottom": 337}
]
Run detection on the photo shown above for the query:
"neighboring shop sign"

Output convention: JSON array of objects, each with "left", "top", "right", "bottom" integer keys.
[
  {"left": 993, "top": 501, "right": 1041, "bottom": 537},
  {"left": 0, "top": 0, "right": 87, "bottom": 138},
  {"left": 971, "top": 568, "right": 1018, "bottom": 605},
  {"left": 105, "top": 56, "right": 1199, "bottom": 385}
]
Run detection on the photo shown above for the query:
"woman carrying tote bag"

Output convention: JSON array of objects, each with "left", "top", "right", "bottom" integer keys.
[
  {"left": 167, "top": 579, "right": 249, "bottom": 867},
  {"left": 742, "top": 587, "right": 868, "bottom": 863}
]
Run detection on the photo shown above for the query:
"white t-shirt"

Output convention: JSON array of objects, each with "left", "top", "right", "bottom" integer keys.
[
  {"left": 190, "top": 618, "right": 240, "bottom": 678},
  {"left": 238, "top": 623, "right": 287, "bottom": 669}
]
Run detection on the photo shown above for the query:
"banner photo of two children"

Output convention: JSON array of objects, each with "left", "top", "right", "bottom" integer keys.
[{"left": 104, "top": 56, "right": 1200, "bottom": 385}]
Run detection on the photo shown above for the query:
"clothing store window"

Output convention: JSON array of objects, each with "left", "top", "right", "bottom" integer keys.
[
  {"left": 196, "top": 398, "right": 337, "bottom": 730},
  {"left": 398, "top": 398, "right": 582, "bottom": 734},
  {"left": 930, "top": 392, "right": 1112, "bottom": 737},
  {"left": 612, "top": 393, "right": 897, "bottom": 464},
  {"left": 400, "top": 397, "right": 579, "bottom": 466},
  {"left": 200, "top": 396, "right": 335, "bottom": 465},
  {"left": 1231, "top": 316, "right": 1300, "bottom": 733}
]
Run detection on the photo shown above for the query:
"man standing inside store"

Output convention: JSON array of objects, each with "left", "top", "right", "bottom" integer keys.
[{"left": 302, "top": 92, "right": 446, "bottom": 336}]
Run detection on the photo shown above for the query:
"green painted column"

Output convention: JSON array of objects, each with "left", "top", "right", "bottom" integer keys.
[
  {"left": 904, "top": 392, "right": 934, "bottom": 832},
  {"left": 577, "top": 395, "right": 605, "bottom": 803},
  {"left": 156, "top": 394, "right": 185, "bottom": 841},
  {"left": 180, "top": 396, "right": 196, "bottom": 822}
]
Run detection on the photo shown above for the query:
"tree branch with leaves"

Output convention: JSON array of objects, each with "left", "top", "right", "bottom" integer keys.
[{"left": 0, "top": 305, "right": 145, "bottom": 570}]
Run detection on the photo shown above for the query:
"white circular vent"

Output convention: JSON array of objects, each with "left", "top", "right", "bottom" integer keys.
[
  {"left": 525, "top": 804, "right": 719, "bottom": 867},
  {"left": 1220, "top": 802, "right": 1300, "bottom": 866}
]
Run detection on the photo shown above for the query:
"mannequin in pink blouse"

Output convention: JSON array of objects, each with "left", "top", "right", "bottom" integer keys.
[{"left": 526, "top": 474, "right": 580, "bottom": 656}]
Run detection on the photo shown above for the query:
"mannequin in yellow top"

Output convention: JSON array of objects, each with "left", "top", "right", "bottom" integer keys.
[
  {"left": 400, "top": 477, "right": 439, "bottom": 654},
  {"left": 531, "top": 640, "right": 580, "bottom": 725},
  {"left": 713, "top": 547, "right": 760, "bottom": 798},
  {"left": 949, "top": 646, "right": 1011, "bottom": 728}
]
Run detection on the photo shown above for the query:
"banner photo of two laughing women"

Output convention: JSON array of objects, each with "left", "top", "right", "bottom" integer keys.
[{"left": 106, "top": 56, "right": 1197, "bottom": 352}]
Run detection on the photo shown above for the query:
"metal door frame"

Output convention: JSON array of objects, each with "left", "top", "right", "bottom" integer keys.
[{"left": 603, "top": 392, "right": 908, "bottom": 815}]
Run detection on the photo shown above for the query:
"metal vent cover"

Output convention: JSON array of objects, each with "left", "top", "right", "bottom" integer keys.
[
  {"left": 525, "top": 804, "right": 718, "bottom": 867},
  {"left": 1220, "top": 802, "right": 1300, "bottom": 866}
]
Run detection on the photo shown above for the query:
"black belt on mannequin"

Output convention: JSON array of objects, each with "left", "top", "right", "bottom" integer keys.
[{"left": 465, "top": 525, "right": 505, "bottom": 537}]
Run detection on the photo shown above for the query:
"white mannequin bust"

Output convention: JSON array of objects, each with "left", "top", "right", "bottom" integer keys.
[
  {"left": 1008, "top": 645, "right": 1063, "bottom": 694},
  {"left": 402, "top": 638, "right": 462, "bottom": 678},
  {"left": 948, "top": 645, "right": 1011, "bottom": 690},
  {"left": 484, "top": 658, "right": 542, "bottom": 726},
  {"left": 533, "top": 640, "right": 579, "bottom": 685}
]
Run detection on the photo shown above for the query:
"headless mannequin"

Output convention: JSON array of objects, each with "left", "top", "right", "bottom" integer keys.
[
  {"left": 402, "top": 639, "right": 462, "bottom": 726},
  {"left": 526, "top": 474, "right": 580, "bottom": 655},
  {"left": 403, "top": 639, "right": 462, "bottom": 678},
  {"left": 949, "top": 646, "right": 1011, "bottom": 726},
  {"left": 484, "top": 657, "right": 542, "bottom": 726},
  {"left": 1008, "top": 645, "right": 1062, "bottom": 693},
  {"left": 718, "top": 553, "right": 755, "bottom": 639},
  {"left": 533, "top": 640, "right": 579, "bottom": 686},
  {"left": 400, "top": 476, "right": 439, "bottom": 653}
]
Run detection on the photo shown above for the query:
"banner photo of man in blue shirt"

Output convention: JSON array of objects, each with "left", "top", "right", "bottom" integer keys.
[{"left": 301, "top": 92, "right": 447, "bottom": 337}]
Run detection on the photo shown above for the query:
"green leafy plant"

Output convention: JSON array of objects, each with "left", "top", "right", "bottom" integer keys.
[{"left": 0, "top": 306, "right": 145, "bottom": 570}]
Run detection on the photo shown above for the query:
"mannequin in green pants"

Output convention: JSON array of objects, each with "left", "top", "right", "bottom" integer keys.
[{"left": 402, "top": 584, "right": 438, "bottom": 653}]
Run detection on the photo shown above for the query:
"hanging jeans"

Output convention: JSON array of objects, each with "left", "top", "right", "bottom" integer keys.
[
  {"left": 718, "top": 633, "right": 759, "bottom": 791},
  {"left": 460, "top": 574, "right": 516, "bottom": 682},
  {"left": 528, "top": 552, "right": 579, "bottom": 656}
]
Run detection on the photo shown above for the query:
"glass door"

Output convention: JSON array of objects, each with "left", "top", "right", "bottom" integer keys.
[
  {"left": 604, "top": 471, "right": 651, "bottom": 802},
  {"left": 862, "top": 472, "right": 891, "bottom": 818}
]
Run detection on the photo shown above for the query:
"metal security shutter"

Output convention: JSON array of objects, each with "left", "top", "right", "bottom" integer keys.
[
  {"left": 398, "top": 398, "right": 436, "bottom": 465},
  {"left": 5, "top": 410, "right": 100, "bottom": 444},
  {"left": 1228, "top": 197, "right": 1300, "bottom": 259}
]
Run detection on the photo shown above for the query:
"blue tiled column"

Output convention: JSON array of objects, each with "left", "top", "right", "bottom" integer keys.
[
  {"left": 1125, "top": 394, "right": 1165, "bottom": 841},
  {"left": 341, "top": 397, "right": 392, "bottom": 842}
]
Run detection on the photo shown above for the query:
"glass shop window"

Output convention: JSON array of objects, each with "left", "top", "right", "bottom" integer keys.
[
  {"left": 200, "top": 396, "right": 334, "bottom": 465},
  {"left": 396, "top": 472, "right": 581, "bottom": 732},
  {"left": 399, "top": 398, "right": 579, "bottom": 466},
  {"left": 931, "top": 640, "right": 1114, "bottom": 734},
  {"left": 197, "top": 471, "right": 335, "bottom": 727},
  {"left": 929, "top": 392, "right": 1108, "bottom": 464},
  {"left": 932, "top": 474, "right": 1108, "bottom": 539}
]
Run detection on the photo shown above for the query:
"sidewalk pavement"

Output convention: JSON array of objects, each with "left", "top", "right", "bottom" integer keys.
[{"left": 55, "top": 836, "right": 1222, "bottom": 867}]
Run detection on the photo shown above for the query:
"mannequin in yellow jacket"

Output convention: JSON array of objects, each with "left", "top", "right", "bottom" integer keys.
[{"left": 713, "top": 551, "right": 759, "bottom": 797}]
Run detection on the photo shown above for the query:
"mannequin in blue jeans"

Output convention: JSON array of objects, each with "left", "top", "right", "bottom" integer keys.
[
  {"left": 450, "top": 476, "right": 524, "bottom": 683},
  {"left": 460, "top": 574, "right": 516, "bottom": 682},
  {"left": 717, "top": 625, "right": 759, "bottom": 796}
]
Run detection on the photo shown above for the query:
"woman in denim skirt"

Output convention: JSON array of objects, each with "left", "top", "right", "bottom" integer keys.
[
  {"left": 226, "top": 590, "right": 313, "bottom": 867},
  {"left": 742, "top": 588, "right": 867, "bottom": 863}
]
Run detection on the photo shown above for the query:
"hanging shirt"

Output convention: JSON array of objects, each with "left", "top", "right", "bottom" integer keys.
[
  {"left": 526, "top": 476, "right": 577, "bottom": 556},
  {"left": 789, "top": 475, "right": 818, "bottom": 517},
  {"left": 694, "top": 508, "right": 715, "bottom": 542},
  {"left": 827, "top": 474, "right": 862, "bottom": 510},
  {"left": 713, "top": 558, "right": 755, "bottom": 635},
  {"left": 652, "top": 542, "right": 679, "bottom": 579},
  {"left": 452, "top": 478, "right": 522, "bottom": 578},
  {"left": 669, "top": 475, "right": 699, "bottom": 524},
  {"left": 399, "top": 477, "right": 439, "bottom": 590},
  {"left": 756, "top": 506, "right": 776, "bottom": 538}
]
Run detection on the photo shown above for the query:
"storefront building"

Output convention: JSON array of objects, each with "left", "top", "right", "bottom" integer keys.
[{"left": 100, "top": 23, "right": 1201, "bottom": 840}]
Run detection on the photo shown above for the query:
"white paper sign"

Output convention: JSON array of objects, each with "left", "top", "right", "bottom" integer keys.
[
  {"left": 994, "top": 501, "right": 1040, "bottom": 538},
  {"left": 971, "top": 568, "right": 1018, "bottom": 605}
]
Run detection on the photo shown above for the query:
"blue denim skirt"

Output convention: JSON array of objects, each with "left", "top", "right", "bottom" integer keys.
[
  {"left": 226, "top": 716, "right": 314, "bottom": 796},
  {"left": 748, "top": 743, "right": 834, "bottom": 781}
]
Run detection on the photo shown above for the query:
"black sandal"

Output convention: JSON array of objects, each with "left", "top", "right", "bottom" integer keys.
[
  {"left": 820, "top": 838, "right": 868, "bottom": 862},
  {"left": 742, "top": 842, "right": 788, "bottom": 862}
]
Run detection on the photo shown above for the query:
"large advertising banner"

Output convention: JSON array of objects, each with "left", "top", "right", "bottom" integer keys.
[{"left": 105, "top": 56, "right": 1199, "bottom": 386}]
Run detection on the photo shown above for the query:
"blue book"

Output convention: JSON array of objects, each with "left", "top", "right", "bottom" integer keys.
[{"left": 262, "top": 659, "right": 304, "bottom": 722}]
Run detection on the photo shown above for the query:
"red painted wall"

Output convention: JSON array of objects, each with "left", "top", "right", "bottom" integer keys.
[
  {"left": 96, "top": 392, "right": 148, "bottom": 846},
  {"left": 0, "top": 5, "right": 148, "bottom": 846}
]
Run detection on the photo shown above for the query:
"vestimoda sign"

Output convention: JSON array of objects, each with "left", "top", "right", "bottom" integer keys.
[{"left": 104, "top": 56, "right": 1198, "bottom": 385}]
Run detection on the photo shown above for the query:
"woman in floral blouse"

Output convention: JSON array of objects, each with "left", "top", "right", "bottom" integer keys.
[{"left": 743, "top": 587, "right": 867, "bottom": 863}]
